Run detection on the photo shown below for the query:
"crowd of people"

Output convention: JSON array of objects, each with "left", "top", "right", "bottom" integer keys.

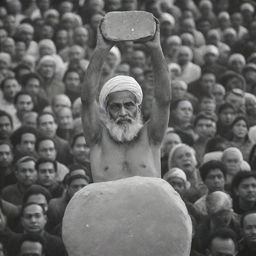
[{"left": 1, "top": 0, "right": 256, "bottom": 255}]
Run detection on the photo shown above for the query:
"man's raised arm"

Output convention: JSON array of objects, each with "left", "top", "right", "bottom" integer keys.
[
  {"left": 146, "top": 21, "right": 171, "bottom": 144},
  {"left": 81, "top": 26, "right": 114, "bottom": 146}
]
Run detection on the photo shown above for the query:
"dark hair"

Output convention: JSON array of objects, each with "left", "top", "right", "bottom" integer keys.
[
  {"left": 21, "top": 202, "right": 46, "bottom": 216},
  {"left": 14, "top": 90, "right": 34, "bottom": 105},
  {"left": 35, "top": 136, "right": 56, "bottom": 152},
  {"left": 64, "top": 173, "right": 90, "bottom": 186},
  {"left": 0, "top": 110, "right": 13, "bottom": 128},
  {"left": 199, "top": 160, "right": 227, "bottom": 181},
  {"left": 240, "top": 210, "right": 256, "bottom": 228},
  {"left": 17, "top": 233, "right": 45, "bottom": 254},
  {"left": 23, "top": 184, "right": 52, "bottom": 204},
  {"left": 170, "top": 99, "right": 193, "bottom": 112},
  {"left": 35, "top": 157, "right": 57, "bottom": 173},
  {"left": 63, "top": 68, "right": 81, "bottom": 82},
  {"left": 231, "top": 171, "right": 256, "bottom": 196},
  {"left": 218, "top": 102, "right": 235, "bottom": 115},
  {"left": 10, "top": 126, "right": 38, "bottom": 147},
  {"left": 205, "top": 136, "right": 227, "bottom": 153},
  {"left": 70, "top": 132, "right": 85, "bottom": 148},
  {"left": 207, "top": 228, "right": 238, "bottom": 251},
  {"left": 22, "top": 72, "right": 41, "bottom": 87},
  {"left": 231, "top": 115, "right": 249, "bottom": 129},
  {"left": 0, "top": 76, "right": 17, "bottom": 90},
  {"left": 194, "top": 112, "right": 217, "bottom": 126},
  {"left": 37, "top": 112, "right": 56, "bottom": 126}
]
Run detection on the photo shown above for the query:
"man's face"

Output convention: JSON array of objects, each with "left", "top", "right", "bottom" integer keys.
[
  {"left": 37, "top": 140, "right": 56, "bottom": 160},
  {"left": 21, "top": 204, "right": 47, "bottom": 233},
  {"left": 74, "top": 28, "right": 89, "bottom": 46},
  {"left": 2, "top": 39, "right": 15, "bottom": 56},
  {"left": 212, "top": 85, "right": 225, "bottom": 105},
  {"left": 0, "top": 116, "right": 12, "bottom": 137},
  {"left": 235, "top": 177, "right": 256, "bottom": 203},
  {"left": 15, "top": 41, "right": 26, "bottom": 60},
  {"left": 67, "top": 178, "right": 88, "bottom": 198},
  {"left": 16, "top": 94, "right": 34, "bottom": 116},
  {"left": 20, "top": 30, "right": 33, "bottom": 46},
  {"left": 161, "top": 132, "right": 181, "bottom": 157},
  {"left": 132, "top": 51, "right": 146, "bottom": 69},
  {"left": 175, "top": 100, "right": 193, "bottom": 123},
  {"left": 37, "top": 162, "right": 56, "bottom": 187},
  {"left": 39, "top": 61, "right": 55, "bottom": 79},
  {"left": 211, "top": 209, "right": 233, "bottom": 227},
  {"left": 199, "top": 98, "right": 216, "bottom": 113},
  {"left": 15, "top": 160, "right": 37, "bottom": 187},
  {"left": 64, "top": 71, "right": 80, "bottom": 91},
  {"left": 0, "top": 144, "right": 13, "bottom": 168},
  {"left": 20, "top": 241, "right": 43, "bottom": 256},
  {"left": 226, "top": 93, "right": 245, "bottom": 111},
  {"left": 38, "top": 114, "right": 57, "bottom": 138},
  {"left": 24, "top": 78, "right": 40, "bottom": 96},
  {"left": 71, "top": 136, "right": 90, "bottom": 163},
  {"left": 204, "top": 169, "right": 225, "bottom": 193},
  {"left": 57, "top": 108, "right": 73, "bottom": 129},
  {"left": 2, "top": 78, "right": 20, "bottom": 101},
  {"left": 219, "top": 108, "right": 235, "bottom": 126},
  {"left": 195, "top": 118, "right": 216, "bottom": 138},
  {"left": 19, "top": 133, "right": 36, "bottom": 153},
  {"left": 208, "top": 237, "right": 236, "bottom": 256},
  {"left": 22, "top": 112, "right": 38, "bottom": 128},
  {"left": 178, "top": 50, "right": 190, "bottom": 65},
  {"left": 223, "top": 153, "right": 241, "bottom": 174},
  {"left": 201, "top": 74, "right": 216, "bottom": 93},
  {"left": 53, "top": 97, "right": 71, "bottom": 114},
  {"left": 243, "top": 213, "right": 256, "bottom": 246},
  {"left": 172, "top": 82, "right": 187, "bottom": 100},
  {"left": 56, "top": 30, "right": 68, "bottom": 48}
]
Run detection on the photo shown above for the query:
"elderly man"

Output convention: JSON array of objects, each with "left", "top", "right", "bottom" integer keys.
[{"left": 81, "top": 22, "right": 171, "bottom": 182}]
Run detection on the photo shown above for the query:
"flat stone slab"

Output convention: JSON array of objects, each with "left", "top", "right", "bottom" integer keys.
[
  {"left": 100, "top": 11, "right": 156, "bottom": 41},
  {"left": 63, "top": 176, "right": 192, "bottom": 256}
]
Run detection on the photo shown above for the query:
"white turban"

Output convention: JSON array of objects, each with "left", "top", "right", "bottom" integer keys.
[
  {"left": 163, "top": 168, "right": 190, "bottom": 189},
  {"left": 99, "top": 75, "right": 143, "bottom": 109}
]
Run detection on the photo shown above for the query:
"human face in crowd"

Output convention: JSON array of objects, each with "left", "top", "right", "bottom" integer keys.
[
  {"left": 207, "top": 237, "right": 236, "bottom": 256},
  {"left": 161, "top": 132, "right": 181, "bottom": 158},
  {"left": 59, "top": 1, "right": 73, "bottom": 15},
  {"left": 244, "top": 70, "right": 256, "bottom": 92},
  {"left": 15, "top": 41, "right": 26, "bottom": 60},
  {"left": 222, "top": 153, "right": 241, "bottom": 175},
  {"left": 0, "top": 116, "right": 12, "bottom": 137},
  {"left": 175, "top": 100, "right": 193, "bottom": 124},
  {"left": 38, "top": 114, "right": 57, "bottom": 138},
  {"left": 20, "top": 241, "right": 44, "bottom": 256},
  {"left": 57, "top": 107, "right": 74, "bottom": 129},
  {"left": 167, "top": 177, "right": 186, "bottom": 196},
  {"left": 172, "top": 147, "right": 197, "bottom": 175},
  {"left": 37, "top": 0, "right": 50, "bottom": 11},
  {"left": 205, "top": 169, "right": 225, "bottom": 193},
  {"left": 55, "top": 29, "right": 68, "bottom": 49},
  {"left": 235, "top": 177, "right": 256, "bottom": 204},
  {"left": 242, "top": 213, "right": 256, "bottom": 246},
  {"left": 74, "top": 28, "right": 89, "bottom": 46},
  {"left": 20, "top": 29, "right": 33, "bottom": 47},
  {"left": 107, "top": 0, "right": 121, "bottom": 11},
  {"left": 15, "top": 160, "right": 37, "bottom": 187},
  {"left": 172, "top": 81, "right": 187, "bottom": 100},
  {"left": 67, "top": 178, "right": 88, "bottom": 199},
  {"left": 37, "top": 162, "right": 56, "bottom": 187},
  {"left": 16, "top": 94, "right": 34, "bottom": 116},
  {"left": 22, "top": 112, "right": 38, "bottom": 128},
  {"left": 212, "top": 85, "right": 225, "bottom": 105},
  {"left": 201, "top": 73, "right": 216, "bottom": 94},
  {"left": 132, "top": 51, "right": 146, "bottom": 69},
  {"left": 37, "top": 140, "right": 57, "bottom": 160},
  {"left": 177, "top": 49, "right": 191, "bottom": 65},
  {"left": 226, "top": 93, "right": 245, "bottom": 111},
  {"left": 21, "top": 204, "right": 47, "bottom": 234},
  {"left": 39, "top": 61, "right": 55, "bottom": 79},
  {"left": 212, "top": 208, "right": 233, "bottom": 227},
  {"left": 71, "top": 136, "right": 90, "bottom": 163},
  {"left": 219, "top": 108, "right": 235, "bottom": 126},
  {"left": 2, "top": 78, "right": 21, "bottom": 101},
  {"left": 24, "top": 78, "right": 40, "bottom": 96},
  {"left": 199, "top": 98, "right": 216, "bottom": 113},
  {"left": 64, "top": 71, "right": 81, "bottom": 92},
  {"left": 115, "top": 63, "right": 130, "bottom": 76},
  {"left": 18, "top": 133, "right": 36, "bottom": 153},
  {"left": 2, "top": 38, "right": 15, "bottom": 56},
  {"left": 26, "top": 194, "right": 48, "bottom": 213},
  {"left": 195, "top": 118, "right": 216, "bottom": 139},
  {"left": 53, "top": 95, "right": 71, "bottom": 113},
  {"left": 232, "top": 119, "right": 247, "bottom": 140},
  {"left": 0, "top": 143, "right": 13, "bottom": 168},
  {"left": 0, "top": 29, "right": 7, "bottom": 44}
]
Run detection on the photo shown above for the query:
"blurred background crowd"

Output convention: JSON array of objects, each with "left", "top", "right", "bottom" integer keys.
[{"left": 1, "top": 0, "right": 256, "bottom": 255}]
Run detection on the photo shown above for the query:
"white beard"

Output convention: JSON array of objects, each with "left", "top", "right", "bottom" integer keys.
[{"left": 101, "top": 110, "right": 144, "bottom": 143}]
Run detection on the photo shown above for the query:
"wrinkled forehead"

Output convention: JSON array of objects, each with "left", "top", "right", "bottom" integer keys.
[{"left": 106, "top": 90, "right": 137, "bottom": 106}]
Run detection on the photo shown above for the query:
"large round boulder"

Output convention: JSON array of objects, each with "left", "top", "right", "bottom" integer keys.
[{"left": 62, "top": 176, "right": 192, "bottom": 256}]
